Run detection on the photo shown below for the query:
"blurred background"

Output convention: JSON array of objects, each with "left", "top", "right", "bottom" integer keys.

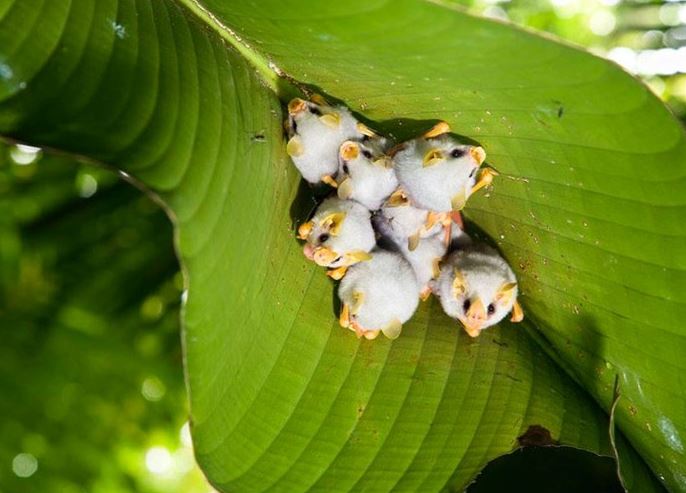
[{"left": 0, "top": 1, "right": 684, "bottom": 492}]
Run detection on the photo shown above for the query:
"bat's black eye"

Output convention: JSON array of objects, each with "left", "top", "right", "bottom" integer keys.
[
  {"left": 469, "top": 168, "right": 477, "bottom": 178},
  {"left": 362, "top": 150, "right": 373, "bottom": 159},
  {"left": 487, "top": 303, "right": 496, "bottom": 315},
  {"left": 309, "top": 106, "right": 322, "bottom": 116},
  {"left": 334, "top": 256, "right": 342, "bottom": 263},
  {"left": 451, "top": 148, "right": 465, "bottom": 158},
  {"left": 462, "top": 299, "right": 471, "bottom": 313},
  {"left": 342, "top": 164, "right": 349, "bottom": 174},
  {"left": 319, "top": 233, "right": 330, "bottom": 243}
]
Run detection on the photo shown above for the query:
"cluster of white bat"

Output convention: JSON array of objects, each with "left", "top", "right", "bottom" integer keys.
[{"left": 286, "top": 95, "right": 523, "bottom": 340}]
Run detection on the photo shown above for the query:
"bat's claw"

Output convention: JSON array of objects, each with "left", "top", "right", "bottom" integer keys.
[
  {"left": 322, "top": 175, "right": 338, "bottom": 188},
  {"left": 471, "top": 167, "right": 498, "bottom": 195},
  {"left": 327, "top": 266, "right": 348, "bottom": 280}
]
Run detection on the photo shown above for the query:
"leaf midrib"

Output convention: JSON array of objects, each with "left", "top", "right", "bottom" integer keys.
[{"left": 175, "top": 0, "right": 284, "bottom": 92}]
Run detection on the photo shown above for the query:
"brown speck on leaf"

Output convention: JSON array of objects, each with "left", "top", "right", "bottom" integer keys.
[
  {"left": 629, "top": 405, "right": 637, "bottom": 416},
  {"left": 492, "top": 338, "right": 509, "bottom": 347},
  {"left": 357, "top": 404, "right": 366, "bottom": 418},
  {"left": 517, "top": 425, "right": 559, "bottom": 447}
]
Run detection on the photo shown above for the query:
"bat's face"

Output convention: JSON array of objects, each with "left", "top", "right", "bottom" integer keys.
[
  {"left": 392, "top": 130, "right": 488, "bottom": 211},
  {"left": 336, "top": 140, "right": 391, "bottom": 195},
  {"left": 450, "top": 269, "right": 518, "bottom": 337},
  {"left": 419, "top": 137, "right": 485, "bottom": 191},
  {"left": 298, "top": 212, "right": 373, "bottom": 269},
  {"left": 298, "top": 211, "right": 348, "bottom": 268},
  {"left": 339, "top": 138, "right": 389, "bottom": 170}
]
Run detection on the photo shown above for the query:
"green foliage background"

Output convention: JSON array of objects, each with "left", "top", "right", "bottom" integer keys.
[
  {"left": 0, "top": 146, "right": 210, "bottom": 492},
  {"left": 0, "top": 0, "right": 684, "bottom": 492}
]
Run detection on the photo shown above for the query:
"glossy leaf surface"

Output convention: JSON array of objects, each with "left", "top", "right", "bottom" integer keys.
[{"left": 1, "top": 0, "right": 681, "bottom": 491}]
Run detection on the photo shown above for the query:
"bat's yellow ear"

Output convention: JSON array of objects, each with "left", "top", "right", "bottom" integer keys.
[
  {"left": 407, "top": 232, "right": 420, "bottom": 252},
  {"left": 387, "top": 189, "right": 409, "bottom": 207},
  {"left": 424, "top": 121, "right": 451, "bottom": 138},
  {"left": 347, "top": 250, "right": 372, "bottom": 263},
  {"left": 321, "top": 212, "right": 346, "bottom": 235},
  {"left": 469, "top": 146, "right": 487, "bottom": 165},
  {"left": 423, "top": 149, "right": 444, "bottom": 168},
  {"left": 495, "top": 281, "right": 517, "bottom": 304},
  {"left": 288, "top": 98, "right": 307, "bottom": 115},
  {"left": 297, "top": 221, "right": 313, "bottom": 240},
  {"left": 452, "top": 269, "right": 467, "bottom": 297},
  {"left": 511, "top": 299, "right": 524, "bottom": 323},
  {"left": 319, "top": 113, "right": 340, "bottom": 128}
]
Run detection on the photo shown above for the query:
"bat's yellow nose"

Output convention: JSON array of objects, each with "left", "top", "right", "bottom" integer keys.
[
  {"left": 340, "top": 141, "right": 359, "bottom": 161},
  {"left": 463, "top": 298, "right": 486, "bottom": 337},
  {"left": 313, "top": 246, "right": 338, "bottom": 267}
]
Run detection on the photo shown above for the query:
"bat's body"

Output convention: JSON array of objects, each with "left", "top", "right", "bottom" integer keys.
[
  {"left": 392, "top": 122, "right": 494, "bottom": 212},
  {"left": 286, "top": 98, "right": 373, "bottom": 186},
  {"left": 338, "top": 250, "right": 420, "bottom": 340}
]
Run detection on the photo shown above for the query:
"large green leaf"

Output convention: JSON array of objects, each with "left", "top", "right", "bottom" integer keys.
[{"left": 1, "top": 0, "right": 682, "bottom": 491}]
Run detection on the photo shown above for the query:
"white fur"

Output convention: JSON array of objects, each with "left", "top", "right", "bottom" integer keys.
[
  {"left": 338, "top": 250, "right": 420, "bottom": 332},
  {"left": 373, "top": 202, "right": 443, "bottom": 246},
  {"left": 305, "top": 197, "right": 376, "bottom": 268},
  {"left": 393, "top": 135, "right": 480, "bottom": 211},
  {"left": 336, "top": 137, "right": 397, "bottom": 210},
  {"left": 287, "top": 102, "right": 363, "bottom": 184},
  {"left": 398, "top": 235, "right": 447, "bottom": 293},
  {"left": 434, "top": 244, "right": 518, "bottom": 332}
]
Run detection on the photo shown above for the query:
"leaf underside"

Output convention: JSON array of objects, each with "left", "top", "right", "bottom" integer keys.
[{"left": 1, "top": 0, "right": 684, "bottom": 491}]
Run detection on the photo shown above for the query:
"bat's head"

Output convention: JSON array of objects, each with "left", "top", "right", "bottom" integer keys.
[
  {"left": 298, "top": 210, "right": 346, "bottom": 268},
  {"left": 286, "top": 97, "right": 345, "bottom": 136},
  {"left": 420, "top": 134, "right": 485, "bottom": 176},
  {"left": 298, "top": 211, "right": 372, "bottom": 269},
  {"left": 450, "top": 268, "right": 518, "bottom": 337},
  {"left": 336, "top": 138, "right": 391, "bottom": 199}
]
